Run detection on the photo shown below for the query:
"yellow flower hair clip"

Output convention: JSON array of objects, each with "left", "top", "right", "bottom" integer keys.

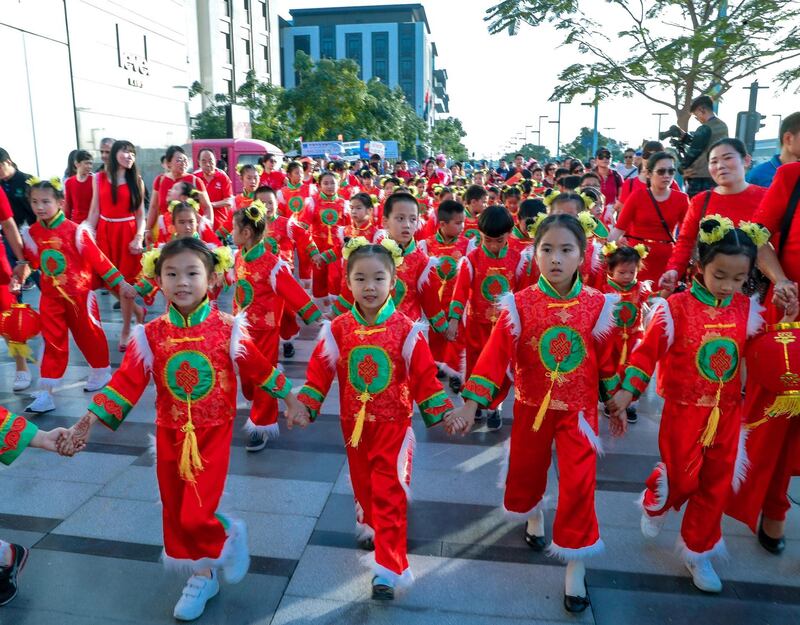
[
  {"left": 433, "top": 184, "right": 445, "bottom": 195},
  {"left": 25, "top": 176, "right": 41, "bottom": 186},
  {"left": 379, "top": 238, "right": 404, "bottom": 267},
  {"left": 244, "top": 200, "right": 267, "bottom": 225},
  {"left": 633, "top": 243, "right": 649, "bottom": 259},
  {"left": 577, "top": 211, "right": 599, "bottom": 237},
  {"left": 141, "top": 248, "right": 161, "bottom": 279},
  {"left": 542, "top": 190, "right": 558, "bottom": 207},
  {"left": 342, "top": 236, "right": 371, "bottom": 260},
  {"left": 26, "top": 176, "right": 63, "bottom": 192},
  {"left": 601, "top": 241, "right": 619, "bottom": 257},
  {"left": 370, "top": 195, "right": 380, "bottom": 206},
  {"left": 698, "top": 214, "right": 735, "bottom": 245},
  {"left": 738, "top": 221, "right": 770, "bottom": 247},
  {"left": 526, "top": 213, "right": 548, "bottom": 238},
  {"left": 212, "top": 245, "right": 234, "bottom": 274},
  {"left": 578, "top": 192, "right": 596, "bottom": 211}
]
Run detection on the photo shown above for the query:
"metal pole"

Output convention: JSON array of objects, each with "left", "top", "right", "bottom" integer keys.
[
  {"left": 652, "top": 112, "right": 668, "bottom": 136},
  {"left": 63, "top": 0, "right": 81, "bottom": 149},
  {"left": 710, "top": 0, "right": 727, "bottom": 113},
  {"left": 556, "top": 102, "right": 562, "bottom": 158}
]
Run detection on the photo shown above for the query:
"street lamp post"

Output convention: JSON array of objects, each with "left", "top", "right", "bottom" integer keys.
[
  {"left": 549, "top": 103, "right": 566, "bottom": 158},
  {"left": 773, "top": 114, "right": 783, "bottom": 138},
  {"left": 652, "top": 112, "right": 668, "bottom": 136},
  {"left": 581, "top": 90, "right": 599, "bottom": 157}
]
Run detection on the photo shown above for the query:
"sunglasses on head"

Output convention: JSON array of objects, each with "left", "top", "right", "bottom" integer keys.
[{"left": 654, "top": 167, "right": 676, "bottom": 176}]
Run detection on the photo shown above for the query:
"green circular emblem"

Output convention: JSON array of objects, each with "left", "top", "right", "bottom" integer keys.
[
  {"left": 696, "top": 337, "right": 739, "bottom": 383},
  {"left": 465, "top": 228, "right": 480, "bottom": 240},
  {"left": 41, "top": 249, "right": 67, "bottom": 277},
  {"left": 321, "top": 208, "right": 339, "bottom": 226},
  {"left": 538, "top": 326, "right": 586, "bottom": 374},
  {"left": 393, "top": 278, "right": 407, "bottom": 307},
  {"left": 348, "top": 346, "right": 392, "bottom": 394},
  {"left": 264, "top": 236, "right": 279, "bottom": 254},
  {"left": 235, "top": 279, "right": 254, "bottom": 308},
  {"left": 613, "top": 301, "right": 639, "bottom": 329},
  {"left": 165, "top": 351, "right": 215, "bottom": 402},
  {"left": 436, "top": 255, "right": 459, "bottom": 281},
  {"left": 480, "top": 274, "right": 510, "bottom": 302},
  {"left": 288, "top": 196, "right": 304, "bottom": 214}
]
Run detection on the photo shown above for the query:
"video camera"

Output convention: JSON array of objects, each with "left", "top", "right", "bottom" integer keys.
[{"left": 658, "top": 125, "right": 692, "bottom": 159}]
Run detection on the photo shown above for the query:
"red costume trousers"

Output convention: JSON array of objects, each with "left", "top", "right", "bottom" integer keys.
[
  {"left": 503, "top": 406, "right": 601, "bottom": 555},
  {"left": 247, "top": 328, "right": 281, "bottom": 434},
  {"left": 40, "top": 292, "right": 109, "bottom": 383},
  {"left": 727, "top": 385, "right": 800, "bottom": 530},
  {"left": 465, "top": 319, "right": 494, "bottom": 380},
  {"left": 311, "top": 238, "right": 340, "bottom": 299},
  {"left": 157, "top": 421, "right": 232, "bottom": 564},
  {"left": 343, "top": 418, "right": 414, "bottom": 579},
  {"left": 643, "top": 401, "right": 740, "bottom": 555}
]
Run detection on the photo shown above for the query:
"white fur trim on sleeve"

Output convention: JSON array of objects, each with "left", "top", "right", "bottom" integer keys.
[
  {"left": 497, "top": 291, "right": 521, "bottom": 339},
  {"left": 318, "top": 320, "right": 339, "bottom": 369},
  {"left": 417, "top": 256, "right": 439, "bottom": 291},
  {"left": 732, "top": 427, "right": 750, "bottom": 493},
  {"left": 269, "top": 258, "right": 289, "bottom": 292},
  {"left": 466, "top": 237, "right": 478, "bottom": 255},
  {"left": 590, "top": 239, "right": 602, "bottom": 274},
  {"left": 130, "top": 324, "right": 153, "bottom": 372},
  {"left": 230, "top": 312, "right": 250, "bottom": 366},
  {"left": 459, "top": 256, "right": 474, "bottom": 282},
  {"left": 417, "top": 239, "right": 428, "bottom": 254},
  {"left": 592, "top": 293, "right": 620, "bottom": 340},
  {"left": 645, "top": 297, "right": 675, "bottom": 348},
  {"left": 402, "top": 321, "right": 428, "bottom": 371},
  {"left": 577, "top": 411, "right": 604, "bottom": 456},
  {"left": 515, "top": 247, "right": 533, "bottom": 280},
  {"left": 747, "top": 295, "right": 766, "bottom": 339},
  {"left": 22, "top": 227, "right": 38, "bottom": 256},
  {"left": 75, "top": 221, "right": 96, "bottom": 254}
]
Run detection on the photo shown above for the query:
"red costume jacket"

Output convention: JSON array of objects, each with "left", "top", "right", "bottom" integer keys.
[
  {"left": 599, "top": 277, "right": 653, "bottom": 367},
  {"left": 420, "top": 232, "right": 470, "bottom": 309},
  {"left": 0, "top": 407, "right": 38, "bottom": 466},
  {"left": 277, "top": 181, "right": 312, "bottom": 219}
]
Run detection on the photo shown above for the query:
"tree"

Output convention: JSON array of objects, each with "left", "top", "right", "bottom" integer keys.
[
  {"left": 485, "top": 1, "right": 800, "bottom": 127},
  {"left": 501, "top": 143, "right": 552, "bottom": 163},
  {"left": 357, "top": 79, "right": 429, "bottom": 160},
  {"left": 561, "top": 127, "right": 627, "bottom": 161},
  {"left": 431, "top": 117, "right": 470, "bottom": 161}
]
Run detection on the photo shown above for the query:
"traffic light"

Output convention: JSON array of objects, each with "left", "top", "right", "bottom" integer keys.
[{"left": 736, "top": 111, "right": 766, "bottom": 154}]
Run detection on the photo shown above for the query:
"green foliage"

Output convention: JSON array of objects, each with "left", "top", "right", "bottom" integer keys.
[
  {"left": 431, "top": 117, "right": 470, "bottom": 161},
  {"left": 561, "top": 127, "right": 627, "bottom": 161},
  {"left": 191, "top": 53, "right": 437, "bottom": 159},
  {"left": 486, "top": 0, "right": 800, "bottom": 126},
  {"left": 501, "top": 143, "right": 552, "bottom": 162}
]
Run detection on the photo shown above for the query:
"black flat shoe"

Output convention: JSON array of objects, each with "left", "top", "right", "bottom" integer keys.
[
  {"left": 283, "top": 342, "right": 295, "bottom": 358},
  {"left": 563, "top": 593, "right": 590, "bottom": 613},
  {"left": 358, "top": 537, "right": 375, "bottom": 551},
  {"left": 524, "top": 527, "right": 546, "bottom": 551},
  {"left": 626, "top": 406, "right": 638, "bottom": 424},
  {"left": 449, "top": 376, "right": 463, "bottom": 393},
  {"left": 371, "top": 577, "right": 394, "bottom": 600},
  {"left": 758, "top": 521, "right": 785, "bottom": 555}
]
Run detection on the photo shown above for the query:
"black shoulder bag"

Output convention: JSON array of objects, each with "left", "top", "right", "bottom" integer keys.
[{"left": 646, "top": 189, "right": 676, "bottom": 243}]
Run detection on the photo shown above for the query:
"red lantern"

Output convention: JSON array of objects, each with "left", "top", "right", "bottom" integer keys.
[
  {"left": 0, "top": 303, "right": 41, "bottom": 362},
  {"left": 746, "top": 321, "right": 800, "bottom": 420}
]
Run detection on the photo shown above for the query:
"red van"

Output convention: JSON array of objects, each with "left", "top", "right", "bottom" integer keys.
[{"left": 190, "top": 138, "right": 284, "bottom": 194}]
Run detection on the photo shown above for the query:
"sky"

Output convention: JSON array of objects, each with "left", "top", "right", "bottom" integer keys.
[{"left": 273, "top": 0, "right": 800, "bottom": 160}]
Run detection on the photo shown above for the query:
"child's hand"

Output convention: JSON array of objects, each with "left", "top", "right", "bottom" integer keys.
[
  {"left": 445, "top": 319, "right": 459, "bottom": 342},
  {"left": 119, "top": 282, "right": 137, "bottom": 300},
  {"left": 30, "top": 427, "right": 71, "bottom": 453},
  {"left": 780, "top": 293, "right": 799, "bottom": 323},
  {"left": 658, "top": 270, "right": 679, "bottom": 293},
  {"left": 444, "top": 403, "right": 476, "bottom": 436},
  {"left": 608, "top": 412, "right": 627, "bottom": 437},
  {"left": 58, "top": 413, "right": 97, "bottom": 456},
  {"left": 311, "top": 255, "right": 324, "bottom": 268},
  {"left": 607, "top": 391, "right": 633, "bottom": 419},
  {"left": 284, "top": 395, "right": 311, "bottom": 430}
]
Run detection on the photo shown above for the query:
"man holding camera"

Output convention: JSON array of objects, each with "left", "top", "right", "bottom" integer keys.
[{"left": 680, "top": 95, "right": 729, "bottom": 197}]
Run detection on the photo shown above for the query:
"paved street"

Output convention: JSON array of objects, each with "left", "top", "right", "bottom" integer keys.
[{"left": 1, "top": 289, "right": 799, "bottom": 625}]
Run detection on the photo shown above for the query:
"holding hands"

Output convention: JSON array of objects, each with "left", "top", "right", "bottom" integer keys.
[
  {"left": 606, "top": 391, "right": 632, "bottom": 437},
  {"left": 444, "top": 401, "right": 477, "bottom": 436},
  {"left": 284, "top": 394, "right": 311, "bottom": 430}
]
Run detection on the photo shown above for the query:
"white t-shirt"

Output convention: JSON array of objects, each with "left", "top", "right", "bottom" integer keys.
[{"left": 616, "top": 164, "right": 638, "bottom": 180}]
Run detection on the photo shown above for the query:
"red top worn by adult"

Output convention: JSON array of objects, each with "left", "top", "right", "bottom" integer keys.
[
  {"left": 595, "top": 168, "right": 623, "bottom": 207},
  {"left": 754, "top": 162, "right": 800, "bottom": 285},
  {"left": 0, "top": 187, "right": 13, "bottom": 285},
  {"left": 616, "top": 187, "right": 689, "bottom": 241},
  {"left": 259, "top": 170, "right": 286, "bottom": 191},
  {"left": 197, "top": 169, "right": 233, "bottom": 236},
  {"left": 618, "top": 176, "right": 680, "bottom": 204},
  {"left": 665, "top": 184, "right": 767, "bottom": 276},
  {"left": 64, "top": 174, "right": 94, "bottom": 223}
]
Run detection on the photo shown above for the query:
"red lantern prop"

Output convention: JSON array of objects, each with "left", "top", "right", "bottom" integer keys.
[
  {"left": 0, "top": 303, "right": 41, "bottom": 362},
  {"left": 746, "top": 321, "right": 800, "bottom": 423}
]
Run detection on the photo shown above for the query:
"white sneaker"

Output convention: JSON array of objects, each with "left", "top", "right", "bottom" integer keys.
[
  {"left": 13, "top": 371, "right": 32, "bottom": 391},
  {"left": 222, "top": 519, "right": 250, "bottom": 584},
  {"left": 173, "top": 572, "right": 220, "bottom": 621},
  {"left": 84, "top": 369, "right": 111, "bottom": 392},
  {"left": 685, "top": 558, "right": 723, "bottom": 593},
  {"left": 640, "top": 511, "right": 667, "bottom": 538},
  {"left": 26, "top": 391, "right": 55, "bottom": 414}
]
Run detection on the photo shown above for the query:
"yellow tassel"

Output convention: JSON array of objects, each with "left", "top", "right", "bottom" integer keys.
[
  {"left": 327, "top": 226, "right": 333, "bottom": 246},
  {"left": 7, "top": 342, "right": 35, "bottom": 362},
  {"left": 699, "top": 382, "right": 723, "bottom": 447},
  {"left": 619, "top": 332, "right": 628, "bottom": 368},
  {"left": 177, "top": 398, "right": 205, "bottom": 506},
  {"left": 533, "top": 388, "right": 551, "bottom": 432},
  {"left": 349, "top": 393, "right": 370, "bottom": 448},
  {"left": 765, "top": 394, "right": 800, "bottom": 418}
]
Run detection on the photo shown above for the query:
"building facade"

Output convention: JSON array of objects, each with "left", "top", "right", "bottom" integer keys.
[
  {"left": 278, "top": 4, "right": 449, "bottom": 127},
  {"left": 0, "top": 0, "right": 277, "bottom": 180}
]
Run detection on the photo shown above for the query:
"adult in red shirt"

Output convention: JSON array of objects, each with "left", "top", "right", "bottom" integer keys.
[
  {"left": 725, "top": 161, "right": 800, "bottom": 554},
  {"left": 617, "top": 141, "right": 681, "bottom": 208},
  {"left": 423, "top": 159, "right": 445, "bottom": 194},
  {"left": 258, "top": 152, "right": 286, "bottom": 190},
  {"left": 659, "top": 138, "right": 767, "bottom": 291},
  {"left": 609, "top": 151, "right": 689, "bottom": 283},
  {"left": 64, "top": 150, "right": 94, "bottom": 223},
  {"left": 196, "top": 148, "right": 233, "bottom": 238},
  {"left": 593, "top": 147, "right": 623, "bottom": 208},
  {"left": 146, "top": 146, "right": 212, "bottom": 245},
  {"left": 394, "top": 160, "right": 412, "bottom": 182}
]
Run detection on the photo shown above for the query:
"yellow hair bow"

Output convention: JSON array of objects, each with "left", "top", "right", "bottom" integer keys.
[
  {"left": 737, "top": 221, "right": 770, "bottom": 248},
  {"left": 601, "top": 241, "right": 618, "bottom": 257},
  {"left": 526, "top": 213, "right": 547, "bottom": 238},
  {"left": 633, "top": 243, "right": 649, "bottom": 259},
  {"left": 245, "top": 200, "right": 267, "bottom": 225},
  {"left": 380, "top": 238, "right": 404, "bottom": 267},
  {"left": 542, "top": 190, "right": 558, "bottom": 207},
  {"left": 26, "top": 176, "right": 63, "bottom": 192},
  {"left": 698, "top": 214, "right": 735, "bottom": 245},
  {"left": 577, "top": 211, "right": 599, "bottom": 237},
  {"left": 212, "top": 245, "right": 234, "bottom": 274},
  {"left": 578, "top": 192, "right": 596, "bottom": 211},
  {"left": 141, "top": 248, "right": 161, "bottom": 279}
]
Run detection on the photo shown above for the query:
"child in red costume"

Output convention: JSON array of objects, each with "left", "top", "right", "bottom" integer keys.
[
  {"left": 277, "top": 161, "right": 315, "bottom": 283},
  {"left": 59, "top": 237, "right": 303, "bottom": 622},
  {"left": 331, "top": 192, "right": 447, "bottom": 335},
  {"left": 509, "top": 198, "right": 545, "bottom": 256},
  {"left": 292, "top": 240, "right": 454, "bottom": 600},
  {"left": 448, "top": 213, "right": 622, "bottom": 614},
  {"left": 233, "top": 164, "right": 260, "bottom": 213},
  {"left": 331, "top": 160, "right": 359, "bottom": 201},
  {"left": 22, "top": 178, "right": 136, "bottom": 414},
  {"left": 610, "top": 216, "right": 772, "bottom": 594},
  {"left": 344, "top": 193, "right": 380, "bottom": 243},
  {"left": 305, "top": 171, "right": 348, "bottom": 304},
  {"left": 232, "top": 202, "right": 321, "bottom": 452},
  {"left": 598, "top": 242, "right": 652, "bottom": 424},
  {"left": 419, "top": 199, "right": 470, "bottom": 391},
  {"left": 462, "top": 184, "right": 488, "bottom": 242},
  {"left": 446, "top": 205, "right": 533, "bottom": 430}
]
